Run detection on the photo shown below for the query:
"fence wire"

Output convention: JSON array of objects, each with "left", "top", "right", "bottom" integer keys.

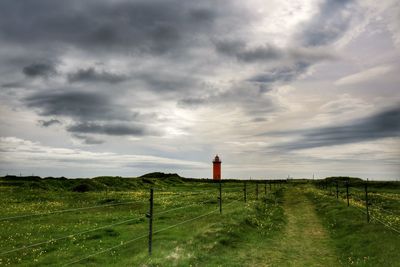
[
  {"left": 0, "top": 188, "right": 234, "bottom": 222},
  {"left": 64, "top": 197, "right": 242, "bottom": 266},
  {"left": 317, "top": 187, "right": 400, "bottom": 236}
]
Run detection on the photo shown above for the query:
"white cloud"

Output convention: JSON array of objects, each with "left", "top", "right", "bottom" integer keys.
[{"left": 335, "top": 65, "right": 393, "bottom": 86}]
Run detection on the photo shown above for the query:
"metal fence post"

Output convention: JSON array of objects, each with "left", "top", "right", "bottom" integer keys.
[
  {"left": 336, "top": 180, "right": 339, "bottom": 199},
  {"left": 219, "top": 181, "right": 222, "bottom": 214},
  {"left": 146, "top": 188, "right": 154, "bottom": 255},
  {"left": 256, "top": 183, "right": 259, "bottom": 200},
  {"left": 264, "top": 181, "right": 267, "bottom": 195},
  {"left": 243, "top": 181, "right": 247, "bottom": 203},
  {"left": 365, "top": 180, "right": 370, "bottom": 222}
]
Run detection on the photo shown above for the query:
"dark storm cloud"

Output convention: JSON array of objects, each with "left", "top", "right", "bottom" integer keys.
[
  {"left": 299, "top": 0, "right": 355, "bottom": 46},
  {"left": 22, "top": 63, "right": 57, "bottom": 78},
  {"left": 38, "top": 119, "right": 61, "bottom": 127},
  {"left": 68, "top": 68, "right": 127, "bottom": 84},
  {"left": 267, "top": 106, "right": 400, "bottom": 151},
  {"left": 24, "top": 91, "right": 136, "bottom": 121},
  {"left": 0, "top": 0, "right": 219, "bottom": 55},
  {"left": 67, "top": 122, "right": 146, "bottom": 136}
]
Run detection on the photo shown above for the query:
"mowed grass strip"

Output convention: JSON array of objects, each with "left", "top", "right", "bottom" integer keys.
[{"left": 259, "top": 186, "right": 339, "bottom": 267}]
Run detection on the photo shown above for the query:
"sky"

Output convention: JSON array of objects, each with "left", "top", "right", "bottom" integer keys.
[{"left": 0, "top": 0, "right": 399, "bottom": 180}]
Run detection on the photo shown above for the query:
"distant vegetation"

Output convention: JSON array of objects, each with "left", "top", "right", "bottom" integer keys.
[
  {"left": 1, "top": 174, "right": 399, "bottom": 192},
  {"left": 139, "top": 172, "right": 181, "bottom": 179},
  {"left": 0, "top": 173, "right": 201, "bottom": 192}
]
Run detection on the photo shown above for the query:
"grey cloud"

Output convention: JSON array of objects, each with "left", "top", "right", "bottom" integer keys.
[
  {"left": 215, "top": 40, "right": 282, "bottom": 62},
  {"left": 24, "top": 90, "right": 155, "bottom": 138},
  {"left": 215, "top": 40, "right": 334, "bottom": 63},
  {"left": 2, "top": 81, "right": 24, "bottom": 88},
  {"left": 267, "top": 106, "right": 400, "bottom": 151},
  {"left": 0, "top": 0, "right": 220, "bottom": 55},
  {"left": 237, "top": 45, "right": 282, "bottom": 62},
  {"left": 67, "top": 122, "right": 146, "bottom": 136},
  {"left": 73, "top": 134, "right": 105, "bottom": 145},
  {"left": 24, "top": 91, "right": 136, "bottom": 121},
  {"left": 252, "top": 117, "right": 267, "bottom": 122},
  {"left": 249, "top": 62, "right": 310, "bottom": 84},
  {"left": 38, "top": 119, "right": 61, "bottom": 127},
  {"left": 137, "top": 72, "right": 197, "bottom": 93},
  {"left": 22, "top": 63, "right": 57, "bottom": 77},
  {"left": 178, "top": 82, "right": 277, "bottom": 118},
  {"left": 214, "top": 40, "right": 245, "bottom": 55},
  {"left": 299, "top": 0, "right": 356, "bottom": 46},
  {"left": 178, "top": 97, "right": 207, "bottom": 107},
  {"left": 68, "top": 67, "right": 127, "bottom": 84},
  {"left": 217, "top": 42, "right": 285, "bottom": 62}
]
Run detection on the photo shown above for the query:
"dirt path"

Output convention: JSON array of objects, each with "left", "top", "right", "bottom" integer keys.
[{"left": 261, "top": 187, "right": 339, "bottom": 266}]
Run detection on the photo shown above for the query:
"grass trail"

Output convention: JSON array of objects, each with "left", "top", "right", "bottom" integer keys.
[{"left": 262, "top": 187, "right": 339, "bottom": 266}]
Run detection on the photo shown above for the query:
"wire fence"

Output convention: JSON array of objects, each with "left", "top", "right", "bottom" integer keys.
[
  {"left": 0, "top": 187, "right": 235, "bottom": 222},
  {"left": 63, "top": 197, "right": 242, "bottom": 266},
  {"left": 314, "top": 180, "right": 400, "bottom": 235},
  {"left": 1, "top": 182, "right": 280, "bottom": 266}
]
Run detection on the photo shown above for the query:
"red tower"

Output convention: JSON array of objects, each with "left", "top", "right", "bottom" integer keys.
[{"left": 212, "top": 155, "right": 221, "bottom": 181}]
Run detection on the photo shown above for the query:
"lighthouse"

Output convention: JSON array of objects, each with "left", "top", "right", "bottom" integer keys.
[{"left": 212, "top": 155, "right": 221, "bottom": 181}]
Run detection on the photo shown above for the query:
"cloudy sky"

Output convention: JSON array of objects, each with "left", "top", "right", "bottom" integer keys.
[{"left": 0, "top": 0, "right": 399, "bottom": 180}]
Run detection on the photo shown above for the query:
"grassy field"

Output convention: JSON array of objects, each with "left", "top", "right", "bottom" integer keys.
[
  {"left": 307, "top": 179, "right": 400, "bottom": 266},
  {"left": 0, "top": 176, "right": 286, "bottom": 266},
  {"left": 0, "top": 176, "right": 399, "bottom": 266}
]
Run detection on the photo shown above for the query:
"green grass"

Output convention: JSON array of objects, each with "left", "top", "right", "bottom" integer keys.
[
  {"left": 306, "top": 186, "right": 400, "bottom": 266},
  {"left": 0, "top": 179, "right": 285, "bottom": 266},
  {"left": 1, "top": 176, "right": 399, "bottom": 266}
]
